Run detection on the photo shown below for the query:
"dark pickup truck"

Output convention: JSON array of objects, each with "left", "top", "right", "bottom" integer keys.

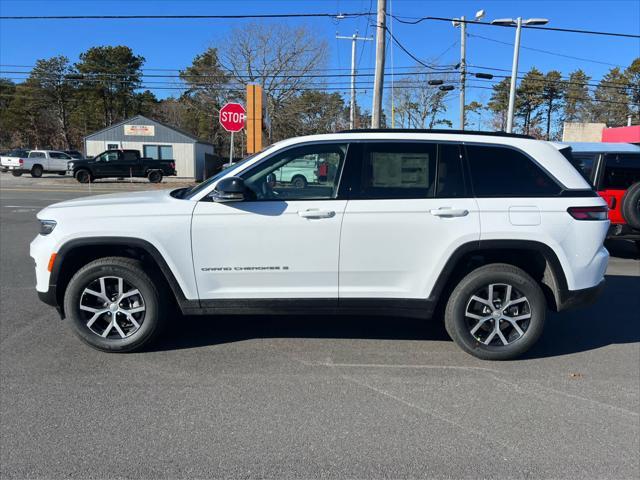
[{"left": 68, "top": 149, "right": 177, "bottom": 183}]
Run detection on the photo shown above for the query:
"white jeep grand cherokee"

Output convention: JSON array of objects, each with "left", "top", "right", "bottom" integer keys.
[{"left": 31, "top": 130, "right": 609, "bottom": 360}]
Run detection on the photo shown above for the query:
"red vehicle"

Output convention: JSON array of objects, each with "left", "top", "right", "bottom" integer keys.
[{"left": 563, "top": 142, "right": 640, "bottom": 250}]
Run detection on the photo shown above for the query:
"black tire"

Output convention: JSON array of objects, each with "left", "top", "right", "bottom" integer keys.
[
  {"left": 75, "top": 169, "right": 91, "bottom": 183},
  {"left": 444, "top": 263, "right": 546, "bottom": 361},
  {"left": 147, "top": 170, "right": 162, "bottom": 183},
  {"left": 31, "top": 165, "right": 43, "bottom": 178},
  {"left": 11, "top": 171, "right": 22, "bottom": 177},
  {"left": 291, "top": 175, "right": 307, "bottom": 189},
  {"left": 621, "top": 182, "right": 640, "bottom": 230},
  {"left": 63, "top": 257, "right": 167, "bottom": 352}
]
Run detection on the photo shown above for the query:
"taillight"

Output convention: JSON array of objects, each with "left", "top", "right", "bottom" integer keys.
[
  {"left": 19, "top": 158, "right": 24, "bottom": 165},
  {"left": 170, "top": 162, "right": 175, "bottom": 169},
  {"left": 567, "top": 206, "right": 608, "bottom": 220}
]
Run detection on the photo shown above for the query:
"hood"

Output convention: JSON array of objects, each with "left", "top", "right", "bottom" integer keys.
[{"left": 45, "top": 189, "right": 174, "bottom": 210}]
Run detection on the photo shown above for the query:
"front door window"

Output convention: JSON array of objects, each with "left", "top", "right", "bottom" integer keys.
[{"left": 241, "top": 143, "right": 347, "bottom": 200}]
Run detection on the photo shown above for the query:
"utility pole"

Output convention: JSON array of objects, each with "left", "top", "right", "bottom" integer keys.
[
  {"left": 337, "top": 32, "right": 373, "bottom": 129},
  {"left": 371, "top": 0, "right": 386, "bottom": 128},
  {"left": 459, "top": 16, "right": 467, "bottom": 130},
  {"left": 454, "top": 10, "right": 485, "bottom": 130}
]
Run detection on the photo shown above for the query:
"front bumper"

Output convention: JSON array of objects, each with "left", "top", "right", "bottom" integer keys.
[{"left": 556, "top": 279, "right": 605, "bottom": 312}]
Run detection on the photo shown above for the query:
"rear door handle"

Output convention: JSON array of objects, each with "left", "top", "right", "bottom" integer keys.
[
  {"left": 430, "top": 207, "right": 469, "bottom": 218},
  {"left": 298, "top": 209, "right": 336, "bottom": 219}
]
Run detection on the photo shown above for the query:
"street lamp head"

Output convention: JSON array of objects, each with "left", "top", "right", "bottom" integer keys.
[
  {"left": 523, "top": 18, "right": 549, "bottom": 25},
  {"left": 475, "top": 10, "right": 486, "bottom": 21},
  {"left": 491, "top": 18, "right": 515, "bottom": 26}
]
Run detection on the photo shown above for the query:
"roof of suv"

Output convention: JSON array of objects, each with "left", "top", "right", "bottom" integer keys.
[{"left": 340, "top": 128, "right": 535, "bottom": 139}]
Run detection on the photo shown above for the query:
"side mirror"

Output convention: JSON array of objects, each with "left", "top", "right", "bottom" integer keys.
[{"left": 211, "top": 176, "right": 246, "bottom": 202}]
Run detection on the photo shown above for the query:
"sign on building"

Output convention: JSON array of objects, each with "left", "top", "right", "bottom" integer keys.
[{"left": 124, "top": 124, "right": 155, "bottom": 136}]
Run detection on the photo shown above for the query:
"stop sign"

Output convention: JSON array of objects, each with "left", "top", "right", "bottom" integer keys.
[{"left": 219, "top": 103, "right": 246, "bottom": 132}]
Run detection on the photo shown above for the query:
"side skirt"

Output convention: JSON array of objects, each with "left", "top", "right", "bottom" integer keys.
[{"left": 184, "top": 298, "right": 436, "bottom": 319}]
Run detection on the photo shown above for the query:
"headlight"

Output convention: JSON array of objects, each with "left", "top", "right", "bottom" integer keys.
[
  {"left": 68, "top": 162, "right": 74, "bottom": 169},
  {"left": 39, "top": 220, "right": 57, "bottom": 235}
]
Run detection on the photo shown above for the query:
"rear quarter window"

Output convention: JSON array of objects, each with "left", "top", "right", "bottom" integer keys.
[{"left": 466, "top": 144, "right": 562, "bottom": 197}]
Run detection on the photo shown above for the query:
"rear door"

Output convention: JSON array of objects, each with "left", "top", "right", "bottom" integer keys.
[
  {"left": 339, "top": 141, "right": 480, "bottom": 300},
  {"left": 48, "top": 151, "right": 72, "bottom": 171}
]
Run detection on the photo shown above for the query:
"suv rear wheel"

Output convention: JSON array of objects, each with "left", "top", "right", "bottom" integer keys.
[
  {"left": 445, "top": 263, "right": 546, "bottom": 360},
  {"left": 63, "top": 257, "right": 167, "bottom": 352}
]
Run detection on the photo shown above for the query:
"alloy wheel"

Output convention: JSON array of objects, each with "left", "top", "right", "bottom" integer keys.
[
  {"left": 79, "top": 276, "right": 146, "bottom": 339},
  {"left": 465, "top": 283, "right": 532, "bottom": 346}
]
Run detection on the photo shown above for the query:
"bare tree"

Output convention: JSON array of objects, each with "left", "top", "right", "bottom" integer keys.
[
  {"left": 390, "top": 69, "right": 453, "bottom": 129},
  {"left": 219, "top": 22, "right": 328, "bottom": 141}
]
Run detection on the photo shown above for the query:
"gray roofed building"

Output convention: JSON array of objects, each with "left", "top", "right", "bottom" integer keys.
[{"left": 84, "top": 115, "right": 215, "bottom": 180}]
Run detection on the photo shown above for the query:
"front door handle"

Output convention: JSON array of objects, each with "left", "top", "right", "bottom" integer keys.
[
  {"left": 298, "top": 209, "right": 336, "bottom": 219},
  {"left": 430, "top": 207, "right": 469, "bottom": 218}
]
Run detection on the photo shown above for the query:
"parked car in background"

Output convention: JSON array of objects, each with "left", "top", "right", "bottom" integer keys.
[
  {"left": 562, "top": 142, "right": 640, "bottom": 249},
  {"left": 273, "top": 156, "right": 318, "bottom": 188},
  {"left": 2, "top": 150, "right": 72, "bottom": 177},
  {"left": 1, "top": 149, "right": 31, "bottom": 172},
  {"left": 68, "top": 149, "right": 176, "bottom": 183},
  {"left": 64, "top": 150, "right": 84, "bottom": 160}
]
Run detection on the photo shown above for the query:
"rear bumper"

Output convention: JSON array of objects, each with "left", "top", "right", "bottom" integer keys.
[{"left": 556, "top": 279, "right": 605, "bottom": 312}]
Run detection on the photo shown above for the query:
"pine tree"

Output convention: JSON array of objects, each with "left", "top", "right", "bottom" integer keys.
[
  {"left": 590, "top": 67, "right": 630, "bottom": 126},
  {"left": 542, "top": 70, "right": 564, "bottom": 140},
  {"left": 563, "top": 69, "right": 592, "bottom": 123}
]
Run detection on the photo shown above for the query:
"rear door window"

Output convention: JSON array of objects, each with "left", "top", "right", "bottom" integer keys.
[
  {"left": 602, "top": 154, "right": 640, "bottom": 190},
  {"left": 466, "top": 144, "right": 561, "bottom": 197},
  {"left": 355, "top": 142, "right": 437, "bottom": 199}
]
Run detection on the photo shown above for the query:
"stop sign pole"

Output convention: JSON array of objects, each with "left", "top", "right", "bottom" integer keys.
[{"left": 219, "top": 102, "right": 246, "bottom": 166}]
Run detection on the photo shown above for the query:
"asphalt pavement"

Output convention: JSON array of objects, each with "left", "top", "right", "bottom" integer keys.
[{"left": 1, "top": 174, "right": 639, "bottom": 479}]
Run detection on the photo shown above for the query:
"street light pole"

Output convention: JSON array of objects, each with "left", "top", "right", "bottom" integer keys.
[
  {"left": 491, "top": 16, "right": 549, "bottom": 133},
  {"left": 337, "top": 32, "right": 373, "bottom": 129},
  {"left": 505, "top": 17, "right": 522, "bottom": 133}
]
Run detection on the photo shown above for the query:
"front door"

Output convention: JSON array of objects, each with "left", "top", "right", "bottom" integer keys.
[
  {"left": 191, "top": 142, "right": 349, "bottom": 301},
  {"left": 92, "top": 150, "right": 121, "bottom": 177},
  {"left": 339, "top": 141, "right": 480, "bottom": 299}
]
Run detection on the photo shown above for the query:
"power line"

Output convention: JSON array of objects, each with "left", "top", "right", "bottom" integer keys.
[
  {"left": 389, "top": 15, "right": 640, "bottom": 39},
  {"left": 384, "top": 26, "right": 456, "bottom": 71},
  {"left": 468, "top": 33, "right": 628, "bottom": 68},
  {"left": 0, "top": 12, "right": 370, "bottom": 20}
]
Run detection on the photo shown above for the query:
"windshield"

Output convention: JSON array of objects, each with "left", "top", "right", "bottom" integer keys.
[{"left": 183, "top": 147, "right": 276, "bottom": 199}]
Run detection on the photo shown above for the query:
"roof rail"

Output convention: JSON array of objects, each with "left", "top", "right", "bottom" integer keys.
[{"left": 338, "top": 128, "right": 535, "bottom": 139}]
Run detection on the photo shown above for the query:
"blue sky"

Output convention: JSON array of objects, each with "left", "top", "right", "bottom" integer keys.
[{"left": 1, "top": 0, "right": 639, "bottom": 127}]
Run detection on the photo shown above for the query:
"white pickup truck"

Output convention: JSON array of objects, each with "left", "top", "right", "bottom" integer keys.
[{"left": 1, "top": 150, "right": 74, "bottom": 177}]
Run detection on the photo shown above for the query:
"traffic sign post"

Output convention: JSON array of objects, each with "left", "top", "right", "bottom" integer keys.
[{"left": 219, "top": 103, "right": 246, "bottom": 166}]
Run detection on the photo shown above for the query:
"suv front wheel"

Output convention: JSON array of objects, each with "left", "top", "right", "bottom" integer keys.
[
  {"left": 63, "top": 257, "right": 167, "bottom": 352},
  {"left": 445, "top": 263, "right": 546, "bottom": 360}
]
